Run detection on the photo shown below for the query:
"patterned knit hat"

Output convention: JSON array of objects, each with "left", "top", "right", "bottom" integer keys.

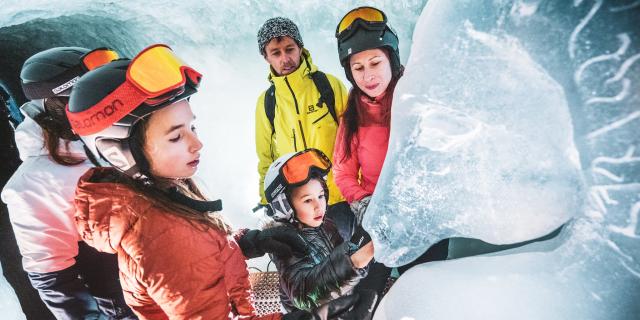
[{"left": 257, "top": 17, "right": 304, "bottom": 55}]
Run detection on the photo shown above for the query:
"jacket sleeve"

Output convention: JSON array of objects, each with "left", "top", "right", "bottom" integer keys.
[
  {"left": 131, "top": 222, "right": 246, "bottom": 319},
  {"left": 333, "top": 119, "right": 371, "bottom": 203},
  {"left": 222, "top": 237, "right": 257, "bottom": 316},
  {"left": 2, "top": 173, "right": 80, "bottom": 272},
  {"left": 222, "top": 237, "right": 283, "bottom": 320},
  {"left": 272, "top": 242, "right": 365, "bottom": 311},
  {"left": 256, "top": 90, "right": 275, "bottom": 205}
]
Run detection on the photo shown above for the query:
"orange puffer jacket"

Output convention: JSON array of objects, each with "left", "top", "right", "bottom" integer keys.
[{"left": 74, "top": 167, "right": 281, "bottom": 320}]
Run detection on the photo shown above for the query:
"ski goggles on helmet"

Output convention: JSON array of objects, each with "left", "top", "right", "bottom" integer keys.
[
  {"left": 67, "top": 44, "right": 202, "bottom": 136},
  {"left": 81, "top": 48, "right": 120, "bottom": 71},
  {"left": 265, "top": 148, "right": 332, "bottom": 223},
  {"left": 265, "top": 148, "right": 332, "bottom": 203},
  {"left": 336, "top": 6, "right": 388, "bottom": 40},
  {"left": 22, "top": 47, "right": 119, "bottom": 99}
]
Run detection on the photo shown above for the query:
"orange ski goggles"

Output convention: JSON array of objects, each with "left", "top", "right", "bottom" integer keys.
[
  {"left": 265, "top": 148, "right": 332, "bottom": 203},
  {"left": 67, "top": 44, "right": 202, "bottom": 135},
  {"left": 81, "top": 48, "right": 120, "bottom": 71},
  {"left": 126, "top": 44, "right": 201, "bottom": 98},
  {"left": 281, "top": 148, "right": 332, "bottom": 185},
  {"left": 336, "top": 6, "right": 387, "bottom": 38}
]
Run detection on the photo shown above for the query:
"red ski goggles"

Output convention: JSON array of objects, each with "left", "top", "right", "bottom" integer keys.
[
  {"left": 336, "top": 6, "right": 388, "bottom": 39},
  {"left": 67, "top": 44, "right": 202, "bottom": 135},
  {"left": 81, "top": 48, "right": 120, "bottom": 71}
]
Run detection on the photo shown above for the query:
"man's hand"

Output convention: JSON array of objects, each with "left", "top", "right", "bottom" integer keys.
[
  {"left": 237, "top": 225, "right": 308, "bottom": 259},
  {"left": 283, "top": 290, "right": 378, "bottom": 320}
]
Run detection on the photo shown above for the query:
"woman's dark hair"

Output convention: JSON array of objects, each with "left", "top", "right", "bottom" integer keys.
[
  {"left": 339, "top": 49, "right": 404, "bottom": 162},
  {"left": 117, "top": 114, "right": 233, "bottom": 234},
  {"left": 33, "top": 96, "right": 84, "bottom": 166}
]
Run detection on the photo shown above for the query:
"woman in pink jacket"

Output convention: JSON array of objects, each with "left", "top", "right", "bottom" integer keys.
[
  {"left": 333, "top": 7, "right": 403, "bottom": 221},
  {"left": 332, "top": 6, "right": 404, "bottom": 308},
  {"left": 333, "top": 6, "right": 449, "bottom": 304},
  {"left": 333, "top": 6, "right": 403, "bottom": 230}
]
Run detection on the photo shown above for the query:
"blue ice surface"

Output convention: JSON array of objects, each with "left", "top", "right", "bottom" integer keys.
[{"left": 370, "top": 0, "right": 640, "bottom": 319}]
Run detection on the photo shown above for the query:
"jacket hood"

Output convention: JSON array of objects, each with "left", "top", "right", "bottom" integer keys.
[
  {"left": 15, "top": 102, "right": 87, "bottom": 161},
  {"left": 74, "top": 167, "right": 150, "bottom": 254}
]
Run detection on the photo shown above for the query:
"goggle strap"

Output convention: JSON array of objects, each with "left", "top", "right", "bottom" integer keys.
[
  {"left": 265, "top": 173, "right": 287, "bottom": 203},
  {"left": 66, "top": 81, "right": 147, "bottom": 136}
]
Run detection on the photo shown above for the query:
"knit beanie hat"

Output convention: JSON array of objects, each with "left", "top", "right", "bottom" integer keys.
[{"left": 257, "top": 17, "right": 304, "bottom": 55}]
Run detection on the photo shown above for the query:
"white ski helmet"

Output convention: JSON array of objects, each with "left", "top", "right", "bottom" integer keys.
[{"left": 264, "top": 148, "right": 332, "bottom": 223}]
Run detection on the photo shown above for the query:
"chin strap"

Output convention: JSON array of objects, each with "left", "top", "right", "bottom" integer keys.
[{"left": 166, "top": 187, "right": 223, "bottom": 212}]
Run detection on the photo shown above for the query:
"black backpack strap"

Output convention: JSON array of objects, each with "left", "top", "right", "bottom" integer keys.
[
  {"left": 310, "top": 71, "right": 338, "bottom": 124},
  {"left": 264, "top": 71, "right": 337, "bottom": 135},
  {"left": 263, "top": 84, "right": 276, "bottom": 134}
]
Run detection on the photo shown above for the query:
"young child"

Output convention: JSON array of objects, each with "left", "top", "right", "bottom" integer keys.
[
  {"left": 66, "top": 45, "right": 374, "bottom": 320},
  {"left": 263, "top": 148, "right": 375, "bottom": 312}
]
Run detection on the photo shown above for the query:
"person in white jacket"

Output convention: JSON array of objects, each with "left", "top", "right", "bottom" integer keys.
[{"left": 1, "top": 47, "right": 136, "bottom": 320}]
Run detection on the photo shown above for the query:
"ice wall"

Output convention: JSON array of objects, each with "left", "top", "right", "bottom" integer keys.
[
  {"left": 372, "top": 0, "right": 640, "bottom": 318},
  {"left": 364, "top": 8, "right": 586, "bottom": 266}
]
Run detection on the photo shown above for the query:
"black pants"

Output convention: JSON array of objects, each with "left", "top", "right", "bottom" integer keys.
[{"left": 28, "top": 242, "right": 137, "bottom": 320}]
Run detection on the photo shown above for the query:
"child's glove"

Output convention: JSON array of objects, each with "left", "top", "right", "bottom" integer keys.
[
  {"left": 237, "top": 226, "right": 308, "bottom": 259},
  {"left": 350, "top": 225, "right": 372, "bottom": 249},
  {"left": 283, "top": 289, "right": 378, "bottom": 320},
  {"left": 349, "top": 195, "right": 372, "bottom": 226}
]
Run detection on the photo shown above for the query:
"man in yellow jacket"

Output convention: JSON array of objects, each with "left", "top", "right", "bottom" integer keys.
[{"left": 255, "top": 17, "right": 354, "bottom": 239}]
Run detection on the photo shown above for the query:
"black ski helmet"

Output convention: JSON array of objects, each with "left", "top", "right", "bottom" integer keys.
[
  {"left": 20, "top": 47, "right": 119, "bottom": 120},
  {"left": 67, "top": 58, "right": 199, "bottom": 182},
  {"left": 336, "top": 7, "right": 402, "bottom": 84},
  {"left": 21, "top": 47, "right": 92, "bottom": 100}
]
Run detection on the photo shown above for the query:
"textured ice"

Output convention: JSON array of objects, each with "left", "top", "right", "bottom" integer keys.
[
  {"left": 371, "top": 0, "right": 640, "bottom": 318},
  {"left": 364, "top": 18, "right": 585, "bottom": 266},
  {"left": 364, "top": 0, "right": 592, "bottom": 265}
]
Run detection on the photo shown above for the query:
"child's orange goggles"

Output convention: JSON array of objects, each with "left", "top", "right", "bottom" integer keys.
[
  {"left": 67, "top": 44, "right": 202, "bottom": 136},
  {"left": 265, "top": 148, "right": 332, "bottom": 202},
  {"left": 336, "top": 6, "right": 387, "bottom": 38},
  {"left": 281, "top": 148, "right": 332, "bottom": 186}
]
